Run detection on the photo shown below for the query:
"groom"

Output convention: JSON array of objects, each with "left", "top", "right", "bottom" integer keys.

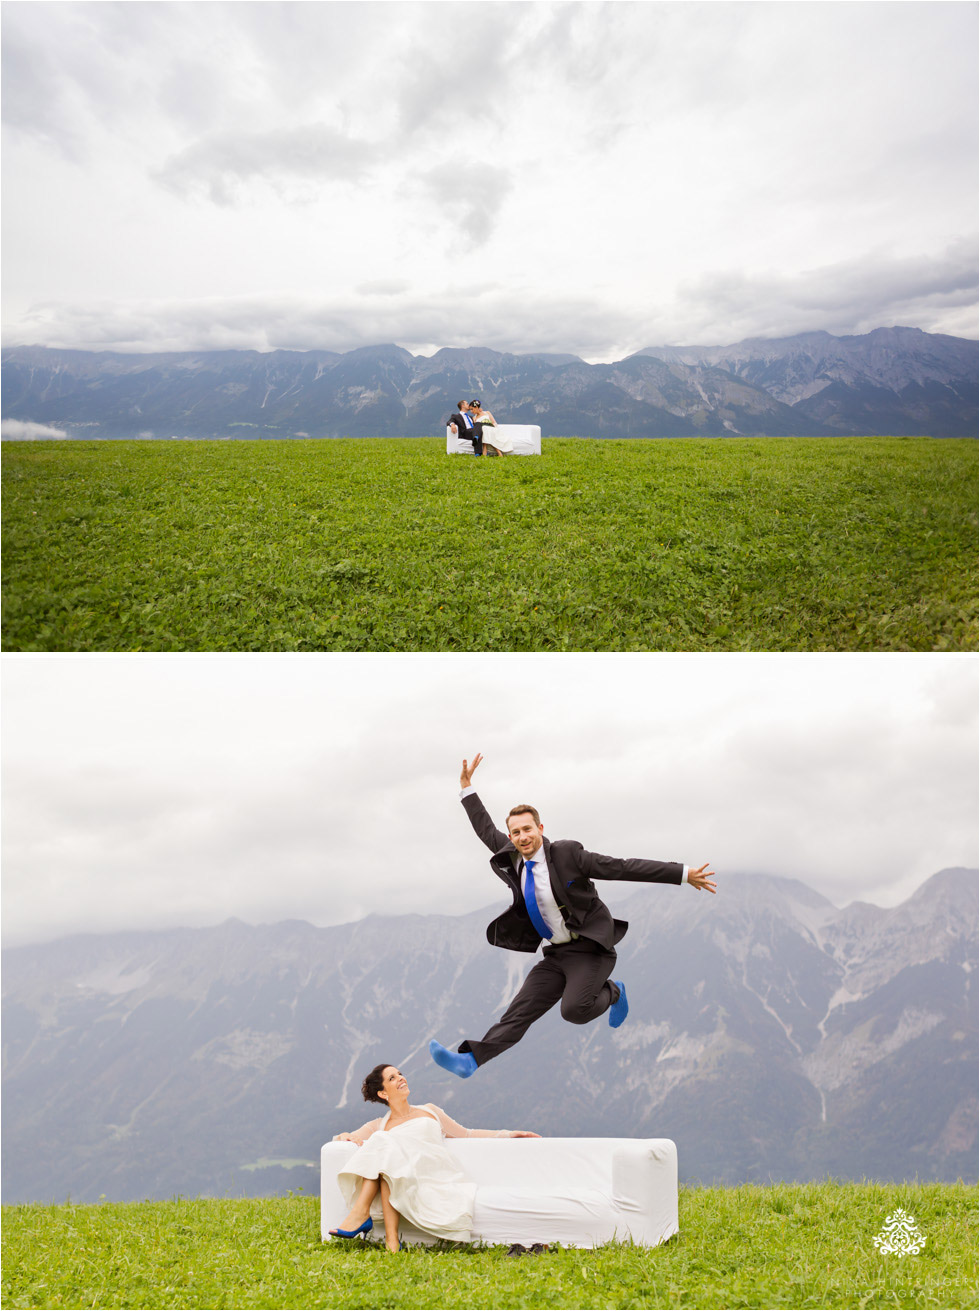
[
  {"left": 447, "top": 400, "right": 483, "bottom": 455},
  {"left": 429, "top": 754, "right": 717, "bottom": 1078}
]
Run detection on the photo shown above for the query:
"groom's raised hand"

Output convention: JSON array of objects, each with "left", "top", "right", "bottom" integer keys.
[
  {"left": 460, "top": 753, "right": 484, "bottom": 789},
  {"left": 688, "top": 862, "right": 717, "bottom": 893}
]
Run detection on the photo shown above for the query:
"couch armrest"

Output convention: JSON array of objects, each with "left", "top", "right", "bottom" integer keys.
[
  {"left": 611, "top": 1139, "right": 679, "bottom": 1245},
  {"left": 321, "top": 1142, "right": 358, "bottom": 1239}
]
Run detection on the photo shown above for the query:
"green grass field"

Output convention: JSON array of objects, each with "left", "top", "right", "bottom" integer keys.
[
  {"left": 2, "top": 437, "right": 976, "bottom": 651},
  {"left": 1, "top": 1183, "right": 976, "bottom": 1309}
]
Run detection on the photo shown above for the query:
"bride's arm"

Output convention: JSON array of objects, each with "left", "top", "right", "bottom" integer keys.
[
  {"left": 333, "top": 1117, "right": 381, "bottom": 1145},
  {"left": 428, "top": 1105, "right": 540, "bottom": 1139}
]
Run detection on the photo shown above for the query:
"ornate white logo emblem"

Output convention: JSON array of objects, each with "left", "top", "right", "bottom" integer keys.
[{"left": 872, "top": 1208, "right": 926, "bottom": 1256}]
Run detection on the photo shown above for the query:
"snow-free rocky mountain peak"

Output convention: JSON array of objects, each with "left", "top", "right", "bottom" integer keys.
[
  {"left": 2, "top": 868, "right": 975, "bottom": 1202},
  {"left": 2, "top": 327, "right": 976, "bottom": 438}
]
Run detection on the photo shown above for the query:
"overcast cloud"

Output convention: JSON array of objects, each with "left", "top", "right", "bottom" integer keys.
[
  {"left": 2, "top": 1, "right": 976, "bottom": 361},
  {"left": 2, "top": 655, "right": 976, "bottom": 948}
]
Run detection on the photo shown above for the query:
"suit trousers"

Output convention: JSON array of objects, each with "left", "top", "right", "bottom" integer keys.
[{"left": 459, "top": 937, "right": 619, "bottom": 1066}]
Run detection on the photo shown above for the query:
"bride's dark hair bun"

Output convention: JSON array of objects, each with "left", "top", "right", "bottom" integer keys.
[{"left": 362, "top": 1063, "right": 392, "bottom": 1104}]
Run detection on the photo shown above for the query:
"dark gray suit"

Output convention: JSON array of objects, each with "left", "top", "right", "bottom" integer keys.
[{"left": 459, "top": 792, "right": 684, "bottom": 1065}]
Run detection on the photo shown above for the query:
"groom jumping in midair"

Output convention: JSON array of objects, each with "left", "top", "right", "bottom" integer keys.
[{"left": 429, "top": 754, "right": 718, "bottom": 1078}]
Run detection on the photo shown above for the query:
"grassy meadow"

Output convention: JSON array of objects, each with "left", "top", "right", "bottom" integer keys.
[
  {"left": 2, "top": 436, "right": 976, "bottom": 651},
  {"left": 2, "top": 1182, "right": 976, "bottom": 1309}
]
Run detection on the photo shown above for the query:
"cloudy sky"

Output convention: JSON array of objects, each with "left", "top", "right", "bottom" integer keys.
[
  {"left": 2, "top": 1, "right": 977, "bottom": 362},
  {"left": 2, "top": 653, "right": 976, "bottom": 947}
]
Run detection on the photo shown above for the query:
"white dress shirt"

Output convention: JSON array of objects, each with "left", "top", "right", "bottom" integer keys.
[
  {"left": 459, "top": 788, "right": 690, "bottom": 948},
  {"left": 521, "top": 843, "right": 574, "bottom": 944}
]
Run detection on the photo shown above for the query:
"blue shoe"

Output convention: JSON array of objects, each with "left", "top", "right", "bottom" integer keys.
[
  {"left": 429, "top": 1040, "right": 478, "bottom": 1078},
  {"left": 329, "top": 1217, "right": 373, "bottom": 1239},
  {"left": 608, "top": 980, "right": 629, "bottom": 1028}
]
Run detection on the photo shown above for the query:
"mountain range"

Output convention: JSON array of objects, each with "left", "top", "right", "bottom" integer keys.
[
  {"left": 2, "top": 327, "right": 976, "bottom": 440},
  {"left": 2, "top": 868, "right": 976, "bottom": 1204}
]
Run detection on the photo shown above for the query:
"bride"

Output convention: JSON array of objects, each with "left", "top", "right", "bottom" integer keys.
[
  {"left": 330, "top": 1063, "right": 540, "bottom": 1251},
  {"left": 470, "top": 400, "right": 513, "bottom": 456}
]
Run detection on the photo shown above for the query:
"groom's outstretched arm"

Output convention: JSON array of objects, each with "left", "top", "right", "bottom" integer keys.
[
  {"left": 459, "top": 754, "right": 511, "bottom": 853},
  {"left": 579, "top": 847, "right": 717, "bottom": 892},
  {"left": 578, "top": 847, "right": 685, "bottom": 885}
]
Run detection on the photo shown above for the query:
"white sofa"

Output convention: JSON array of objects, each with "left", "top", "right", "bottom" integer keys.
[
  {"left": 446, "top": 424, "right": 542, "bottom": 455},
  {"left": 320, "top": 1137, "right": 678, "bottom": 1249}
]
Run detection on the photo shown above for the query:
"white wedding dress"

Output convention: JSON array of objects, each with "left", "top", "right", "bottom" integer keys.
[
  {"left": 337, "top": 1105, "right": 477, "bottom": 1242},
  {"left": 482, "top": 422, "right": 514, "bottom": 453}
]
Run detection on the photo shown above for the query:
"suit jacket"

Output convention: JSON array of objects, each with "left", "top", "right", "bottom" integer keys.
[
  {"left": 447, "top": 411, "right": 483, "bottom": 445},
  {"left": 462, "top": 791, "right": 683, "bottom": 953}
]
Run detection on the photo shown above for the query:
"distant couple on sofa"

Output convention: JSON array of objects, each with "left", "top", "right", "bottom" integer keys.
[{"left": 447, "top": 399, "right": 512, "bottom": 456}]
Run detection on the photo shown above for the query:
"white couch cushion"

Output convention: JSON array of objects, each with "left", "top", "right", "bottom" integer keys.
[{"left": 473, "top": 1184, "right": 615, "bottom": 1247}]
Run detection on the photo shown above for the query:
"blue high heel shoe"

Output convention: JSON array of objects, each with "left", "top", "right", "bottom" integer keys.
[{"left": 329, "top": 1217, "right": 373, "bottom": 1239}]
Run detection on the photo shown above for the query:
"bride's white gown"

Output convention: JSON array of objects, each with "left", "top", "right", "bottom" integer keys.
[
  {"left": 484, "top": 424, "right": 514, "bottom": 453},
  {"left": 337, "top": 1106, "right": 477, "bottom": 1242}
]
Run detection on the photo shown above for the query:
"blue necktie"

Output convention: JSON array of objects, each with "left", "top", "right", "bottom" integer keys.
[{"left": 523, "top": 860, "right": 553, "bottom": 941}]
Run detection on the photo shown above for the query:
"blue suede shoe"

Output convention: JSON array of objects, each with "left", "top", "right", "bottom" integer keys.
[
  {"left": 428, "top": 1040, "right": 478, "bottom": 1078},
  {"left": 329, "top": 1217, "right": 373, "bottom": 1239},
  {"left": 608, "top": 980, "right": 629, "bottom": 1028}
]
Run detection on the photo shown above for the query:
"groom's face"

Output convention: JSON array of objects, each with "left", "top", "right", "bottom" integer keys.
[{"left": 508, "top": 811, "right": 544, "bottom": 858}]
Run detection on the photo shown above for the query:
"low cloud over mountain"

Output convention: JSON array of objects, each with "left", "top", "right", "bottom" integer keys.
[{"left": 0, "top": 420, "right": 67, "bottom": 441}]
